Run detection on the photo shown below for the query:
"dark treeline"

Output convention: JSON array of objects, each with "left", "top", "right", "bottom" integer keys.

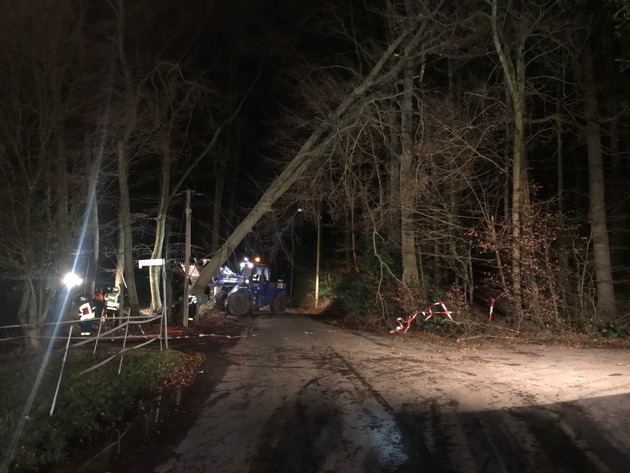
[
  {"left": 0, "top": 0, "right": 629, "bottom": 351},
  {"left": 263, "top": 0, "right": 630, "bottom": 329}
]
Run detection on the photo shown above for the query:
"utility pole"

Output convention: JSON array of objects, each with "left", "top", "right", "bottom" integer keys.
[
  {"left": 290, "top": 208, "right": 302, "bottom": 303},
  {"left": 183, "top": 190, "right": 191, "bottom": 327},
  {"left": 315, "top": 206, "right": 321, "bottom": 308}
]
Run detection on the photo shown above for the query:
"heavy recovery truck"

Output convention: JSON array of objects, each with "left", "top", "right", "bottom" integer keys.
[{"left": 210, "top": 257, "right": 288, "bottom": 316}]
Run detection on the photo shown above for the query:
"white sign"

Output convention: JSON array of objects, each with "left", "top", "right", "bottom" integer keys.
[{"left": 138, "top": 258, "right": 165, "bottom": 268}]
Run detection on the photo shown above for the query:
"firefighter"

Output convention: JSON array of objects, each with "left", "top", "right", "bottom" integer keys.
[
  {"left": 93, "top": 288, "right": 105, "bottom": 320},
  {"left": 78, "top": 296, "right": 95, "bottom": 336},
  {"left": 104, "top": 287, "right": 121, "bottom": 318}
]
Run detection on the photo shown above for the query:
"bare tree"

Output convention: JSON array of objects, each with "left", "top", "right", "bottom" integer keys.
[
  {"left": 577, "top": 40, "right": 618, "bottom": 319},
  {"left": 191, "top": 6, "right": 443, "bottom": 292},
  {"left": 107, "top": 0, "right": 142, "bottom": 315},
  {"left": 488, "top": 0, "right": 532, "bottom": 318},
  {"left": 397, "top": 0, "right": 423, "bottom": 286},
  {"left": 145, "top": 63, "right": 207, "bottom": 311},
  {"left": 185, "top": 0, "right": 622, "bottom": 333},
  {"left": 0, "top": 0, "right": 95, "bottom": 350}
]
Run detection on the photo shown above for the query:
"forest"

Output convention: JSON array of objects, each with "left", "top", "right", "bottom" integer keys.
[{"left": 1, "top": 0, "right": 630, "bottom": 352}]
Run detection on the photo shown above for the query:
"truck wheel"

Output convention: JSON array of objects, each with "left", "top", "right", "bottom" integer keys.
[
  {"left": 226, "top": 289, "right": 251, "bottom": 316},
  {"left": 216, "top": 292, "right": 228, "bottom": 311},
  {"left": 270, "top": 292, "right": 287, "bottom": 314}
]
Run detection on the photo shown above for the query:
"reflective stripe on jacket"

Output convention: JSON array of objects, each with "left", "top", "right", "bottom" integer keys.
[
  {"left": 79, "top": 302, "right": 94, "bottom": 320},
  {"left": 105, "top": 292, "right": 120, "bottom": 310}
]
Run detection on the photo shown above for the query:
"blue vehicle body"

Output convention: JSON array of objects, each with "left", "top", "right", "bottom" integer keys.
[{"left": 212, "top": 261, "right": 288, "bottom": 315}]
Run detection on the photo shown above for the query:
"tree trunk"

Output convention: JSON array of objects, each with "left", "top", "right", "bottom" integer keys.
[
  {"left": 115, "top": 221, "right": 125, "bottom": 291},
  {"left": 400, "top": 0, "right": 420, "bottom": 287},
  {"left": 85, "top": 140, "right": 100, "bottom": 295},
  {"left": 117, "top": 139, "right": 139, "bottom": 314},
  {"left": 191, "top": 22, "right": 419, "bottom": 293},
  {"left": 556, "top": 103, "right": 569, "bottom": 310},
  {"left": 211, "top": 172, "right": 225, "bottom": 254},
  {"left": 88, "top": 190, "right": 100, "bottom": 296},
  {"left": 17, "top": 279, "right": 42, "bottom": 353},
  {"left": 579, "top": 43, "right": 617, "bottom": 320},
  {"left": 192, "top": 125, "right": 328, "bottom": 292},
  {"left": 110, "top": 0, "right": 138, "bottom": 314},
  {"left": 55, "top": 138, "right": 70, "bottom": 246},
  {"left": 491, "top": 0, "right": 529, "bottom": 319},
  {"left": 165, "top": 221, "right": 174, "bottom": 324},
  {"left": 510, "top": 98, "right": 527, "bottom": 319},
  {"left": 388, "top": 126, "right": 401, "bottom": 245},
  {"left": 399, "top": 55, "right": 420, "bottom": 286},
  {"left": 150, "top": 143, "right": 171, "bottom": 311}
]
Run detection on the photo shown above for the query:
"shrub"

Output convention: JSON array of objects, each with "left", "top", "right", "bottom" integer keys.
[
  {"left": 1, "top": 348, "right": 185, "bottom": 471},
  {"left": 598, "top": 321, "right": 630, "bottom": 338}
]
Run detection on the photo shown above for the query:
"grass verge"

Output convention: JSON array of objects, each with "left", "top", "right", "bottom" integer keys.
[{"left": 0, "top": 347, "right": 191, "bottom": 471}]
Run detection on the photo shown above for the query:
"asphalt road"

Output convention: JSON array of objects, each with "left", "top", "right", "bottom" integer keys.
[{"left": 114, "top": 313, "right": 630, "bottom": 473}]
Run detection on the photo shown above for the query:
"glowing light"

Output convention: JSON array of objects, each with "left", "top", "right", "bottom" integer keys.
[
  {"left": 62, "top": 272, "right": 83, "bottom": 288},
  {"left": 239, "top": 257, "right": 254, "bottom": 270},
  {"left": 254, "top": 256, "right": 261, "bottom": 263}
]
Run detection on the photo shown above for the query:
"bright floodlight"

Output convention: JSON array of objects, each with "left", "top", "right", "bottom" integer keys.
[{"left": 62, "top": 272, "right": 82, "bottom": 289}]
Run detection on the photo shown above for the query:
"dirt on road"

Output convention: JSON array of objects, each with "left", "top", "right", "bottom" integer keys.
[{"left": 74, "top": 312, "right": 630, "bottom": 473}]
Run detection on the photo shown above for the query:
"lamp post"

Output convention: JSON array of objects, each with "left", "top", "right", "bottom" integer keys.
[
  {"left": 183, "top": 190, "right": 191, "bottom": 327},
  {"left": 289, "top": 208, "right": 303, "bottom": 302},
  {"left": 315, "top": 205, "right": 321, "bottom": 308}
]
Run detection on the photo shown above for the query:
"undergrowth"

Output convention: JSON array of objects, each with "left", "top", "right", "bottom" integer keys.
[
  {"left": 594, "top": 321, "right": 630, "bottom": 338},
  {"left": 0, "top": 348, "right": 184, "bottom": 471}
]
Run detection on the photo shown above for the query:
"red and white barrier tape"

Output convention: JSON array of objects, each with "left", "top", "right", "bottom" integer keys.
[
  {"left": 32, "top": 332, "right": 249, "bottom": 342},
  {"left": 423, "top": 301, "right": 455, "bottom": 322},
  {"left": 391, "top": 301, "right": 458, "bottom": 334},
  {"left": 167, "top": 332, "right": 249, "bottom": 340},
  {"left": 393, "top": 312, "right": 418, "bottom": 333}
]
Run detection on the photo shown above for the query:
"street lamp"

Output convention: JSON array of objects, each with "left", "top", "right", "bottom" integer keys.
[
  {"left": 315, "top": 205, "right": 321, "bottom": 308},
  {"left": 289, "top": 208, "right": 303, "bottom": 302}
]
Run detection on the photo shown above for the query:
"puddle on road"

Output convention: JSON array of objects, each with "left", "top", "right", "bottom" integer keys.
[{"left": 361, "top": 414, "right": 409, "bottom": 471}]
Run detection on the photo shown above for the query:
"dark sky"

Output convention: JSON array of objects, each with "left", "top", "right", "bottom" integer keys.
[
  {"left": 90, "top": 1, "right": 371, "bottom": 272},
  {"left": 123, "top": 1, "right": 334, "bottom": 262}
]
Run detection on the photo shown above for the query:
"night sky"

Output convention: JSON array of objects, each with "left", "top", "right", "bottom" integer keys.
[
  {"left": 112, "top": 0, "right": 340, "bottom": 283},
  {"left": 149, "top": 1, "right": 342, "bottom": 253}
]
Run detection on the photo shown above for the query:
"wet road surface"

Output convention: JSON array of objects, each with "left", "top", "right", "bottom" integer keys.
[
  {"left": 71, "top": 313, "right": 630, "bottom": 472},
  {"left": 144, "top": 314, "right": 630, "bottom": 472}
]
